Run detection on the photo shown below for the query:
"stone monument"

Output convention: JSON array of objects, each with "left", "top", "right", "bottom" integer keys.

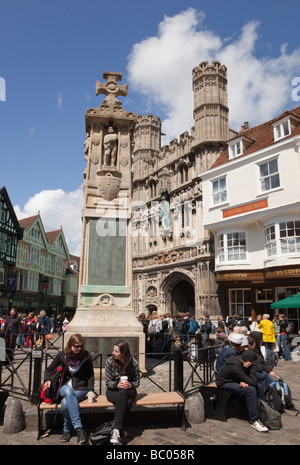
[{"left": 67, "top": 71, "right": 145, "bottom": 367}]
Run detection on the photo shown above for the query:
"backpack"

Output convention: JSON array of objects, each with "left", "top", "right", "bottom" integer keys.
[
  {"left": 188, "top": 320, "right": 197, "bottom": 334},
  {"left": 175, "top": 319, "right": 188, "bottom": 335},
  {"left": 258, "top": 399, "right": 282, "bottom": 430},
  {"left": 265, "top": 383, "right": 285, "bottom": 414},
  {"left": 210, "top": 323, "right": 216, "bottom": 335},
  {"left": 90, "top": 421, "right": 113, "bottom": 445},
  {"left": 285, "top": 321, "right": 294, "bottom": 335},
  {"left": 40, "top": 365, "right": 65, "bottom": 404},
  {"left": 271, "top": 381, "right": 295, "bottom": 410},
  {"left": 148, "top": 321, "right": 157, "bottom": 335}
]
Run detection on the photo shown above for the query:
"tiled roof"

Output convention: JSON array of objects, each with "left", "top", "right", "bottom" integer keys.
[
  {"left": 210, "top": 105, "right": 300, "bottom": 169},
  {"left": 45, "top": 229, "right": 62, "bottom": 244},
  {"left": 18, "top": 214, "right": 39, "bottom": 230}
]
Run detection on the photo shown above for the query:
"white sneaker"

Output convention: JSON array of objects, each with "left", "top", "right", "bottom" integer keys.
[
  {"left": 110, "top": 428, "right": 122, "bottom": 445},
  {"left": 250, "top": 419, "right": 269, "bottom": 433}
]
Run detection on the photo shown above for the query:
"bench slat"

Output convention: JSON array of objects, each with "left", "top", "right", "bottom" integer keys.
[{"left": 39, "top": 392, "right": 184, "bottom": 411}]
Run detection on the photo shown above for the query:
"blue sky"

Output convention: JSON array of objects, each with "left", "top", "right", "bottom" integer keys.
[{"left": 1, "top": 0, "right": 300, "bottom": 255}]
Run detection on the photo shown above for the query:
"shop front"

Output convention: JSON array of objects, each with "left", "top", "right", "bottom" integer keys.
[
  {"left": 11, "top": 292, "right": 63, "bottom": 316},
  {"left": 216, "top": 265, "right": 300, "bottom": 332}
]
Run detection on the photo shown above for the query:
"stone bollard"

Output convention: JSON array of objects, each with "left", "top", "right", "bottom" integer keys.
[
  {"left": 3, "top": 397, "right": 25, "bottom": 434},
  {"left": 185, "top": 392, "right": 206, "bottom": 424}
]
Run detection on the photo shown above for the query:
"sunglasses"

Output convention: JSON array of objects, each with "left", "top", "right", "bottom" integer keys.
[{"left": 72, "top": 344, "right": 83, "bottom": 348}]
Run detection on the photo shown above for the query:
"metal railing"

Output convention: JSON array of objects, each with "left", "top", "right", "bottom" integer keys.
[{"left": 0, "top": 333, "right": 218, "bottom": 404}]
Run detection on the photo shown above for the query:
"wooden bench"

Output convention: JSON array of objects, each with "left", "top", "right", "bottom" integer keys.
[
  {"left": 198, "top": 382, "right": 232, "bottom": 422},
  {"left": 37, "top": 391, "right": 186, "bottom": 439}
]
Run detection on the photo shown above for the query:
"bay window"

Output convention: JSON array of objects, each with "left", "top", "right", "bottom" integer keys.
[{"left": 217, "top": 231, "right": 247, "bottom": 263}]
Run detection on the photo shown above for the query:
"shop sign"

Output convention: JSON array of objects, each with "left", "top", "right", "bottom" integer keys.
[
  {"left": 265, "top": 268, "right": 300, "bottom": 279},
  {"left": 223, "top": 199, "right": 268, "bottom": 218}
]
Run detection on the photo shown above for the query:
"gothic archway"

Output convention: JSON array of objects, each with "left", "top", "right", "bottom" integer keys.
[
  {"left": 171, "top": 281, "right": 195, "bottom": 316},
  {"left": 161, "top": 270, "right": 195, "bottom": 317}
]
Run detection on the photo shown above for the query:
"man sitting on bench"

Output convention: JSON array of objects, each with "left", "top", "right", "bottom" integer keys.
[
  {"left": 215, "top": 333, "right": 248, "bottom": 371},
  {"left": 216, "top": 349, "right": 268, "bottom": 433}
]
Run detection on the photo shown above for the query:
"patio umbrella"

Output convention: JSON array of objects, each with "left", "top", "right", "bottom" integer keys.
[{"left": 270, "top": 293, "right": 300, "bottom": 309}]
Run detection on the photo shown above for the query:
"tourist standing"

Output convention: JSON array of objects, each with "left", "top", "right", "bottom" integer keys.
[{"left": 3, "top": 308, "right": 21, "bottom": 362}]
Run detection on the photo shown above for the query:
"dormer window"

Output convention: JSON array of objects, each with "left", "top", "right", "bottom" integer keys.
[
  {"left": 273, "top": 117, "right": 291, "bottom": 141},
  {"left": 228, "top": 138, "right": 243, "bottom": 159}
]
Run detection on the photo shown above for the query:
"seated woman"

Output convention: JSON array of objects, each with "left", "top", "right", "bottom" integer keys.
[
  {"left": 105, "top": 341, "right": 140, "bottom": 445},
  {"left": 249, "top": 331, "right": 282, "bottom": 384},
  {"left": 43, "top": 333, "right": 95, "bottom": 444}
]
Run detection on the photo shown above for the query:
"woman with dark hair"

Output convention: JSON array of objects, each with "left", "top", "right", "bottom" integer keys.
[
  {"left": 43, "top": 334, "right": 95, "bottom": 444},
  {"left": 105, "top": 341, "right": 140, "bottom": 445},
  {"left": 249, "top": 331, "right": 281, "bottom": 384}
]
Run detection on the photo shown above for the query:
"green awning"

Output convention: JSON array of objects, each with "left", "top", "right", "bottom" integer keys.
[{"left": 270, "top": 293, "right": 300, "bottom": 309}]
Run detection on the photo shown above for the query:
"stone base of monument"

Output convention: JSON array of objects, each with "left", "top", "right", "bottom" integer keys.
[{"left": 66, "top": 308, "right": 145, "bottom": 370}]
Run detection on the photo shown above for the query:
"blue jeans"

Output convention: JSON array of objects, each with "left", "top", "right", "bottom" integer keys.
[
  {"left": 222, "top": 383, "right": 260, "bottom": 423},
  {"left": 280, "top": 334, "right": 291, "bottom": 360},
  {"left": 60, "top": 384, "right": 87, "bottom": 432}
]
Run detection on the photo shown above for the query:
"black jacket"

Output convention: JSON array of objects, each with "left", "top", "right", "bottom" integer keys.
[
  {"left": 44, "top": 350, "right": 94, "bottom": 392},
  {"left": 216, "top": 355, "right": 258, "bottom": 388},
  {"left": 4, "top": 316, "right": 22, "bottom": 336}
]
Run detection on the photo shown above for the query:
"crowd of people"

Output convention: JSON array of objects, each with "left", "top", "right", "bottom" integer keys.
[
  {"left": 137, "top": 310, "right": 294, "bottom": 364},
  {"left": 138, "top": 310, "right": 213, "bottom": 358},
  {"left": 0, "top": 307, "right": 70, "bottom": 361}
]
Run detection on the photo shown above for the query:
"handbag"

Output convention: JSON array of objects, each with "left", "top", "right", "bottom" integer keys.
[
  {"left": 45, "top": 333, "right": 54, "bottom": 340},
  {"left": 35, "top": 336, "right": 43, "bottom": 347},
  {"left": 40, "top": 365, "right": 65, "bottom": 404}
]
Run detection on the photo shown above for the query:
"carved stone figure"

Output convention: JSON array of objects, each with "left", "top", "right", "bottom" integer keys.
[
  {"left": 103, "top": 126, "right": 118, "bottom": 166},
  {"left": 84, "top": 132, "right": 90, "bottom": 160}
]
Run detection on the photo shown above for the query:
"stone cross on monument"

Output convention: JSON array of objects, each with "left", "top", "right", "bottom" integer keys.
[
  {"left": 96, "top": 71, "right": 128, "bottom": 107},
  {"left": 66, "top": 71, "right": 145, "bottom": 369}
]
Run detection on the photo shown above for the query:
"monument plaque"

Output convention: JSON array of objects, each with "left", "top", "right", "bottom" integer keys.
[{"left": 67, "top": 71, "right": 145, "bottom": 368}]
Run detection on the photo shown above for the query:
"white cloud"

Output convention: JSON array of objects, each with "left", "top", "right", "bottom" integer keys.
[
  {"left": 14, "top": 187, "right": 83, "bottom": 256},
  {"left": 127, "top": 8, "right": 300, "bottom": 138}
]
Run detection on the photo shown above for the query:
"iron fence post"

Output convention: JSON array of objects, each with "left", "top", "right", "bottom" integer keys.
[
  {"left": 173, "top": 350, "right": 183, "bottom": 392},
  {"left": 31, "top": 348, "right": 43, "bottom": 405}
]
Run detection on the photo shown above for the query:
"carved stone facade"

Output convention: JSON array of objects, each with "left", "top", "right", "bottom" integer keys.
[{"left": 131, "top": 61, "right": 236, "bottom": 319}]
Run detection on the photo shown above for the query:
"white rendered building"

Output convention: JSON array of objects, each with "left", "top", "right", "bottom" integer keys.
[{"left": 201, "top": 106, "right": 300, "bottom": 331}]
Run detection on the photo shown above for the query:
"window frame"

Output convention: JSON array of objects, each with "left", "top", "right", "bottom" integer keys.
[
  {"left": 228, "top": 137, "right": 243, "bottom": 160},
  {"left": 258, "top": 156, "right": 280, "bottom": 193},
  {"left": 211, "top": 176, "right": 227, "bottom": 206},
  {"left": 229, "top": 288, "right": 252, "bottom": 318},
  {"left": 217, "top": 230, "right": 248, "bottom": 264},
  {"left": 273, "top": 117, "right": 291, "bottom": 141},
  {"left": 264, "top": 219, "right": 300, "bottom": 259}
]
